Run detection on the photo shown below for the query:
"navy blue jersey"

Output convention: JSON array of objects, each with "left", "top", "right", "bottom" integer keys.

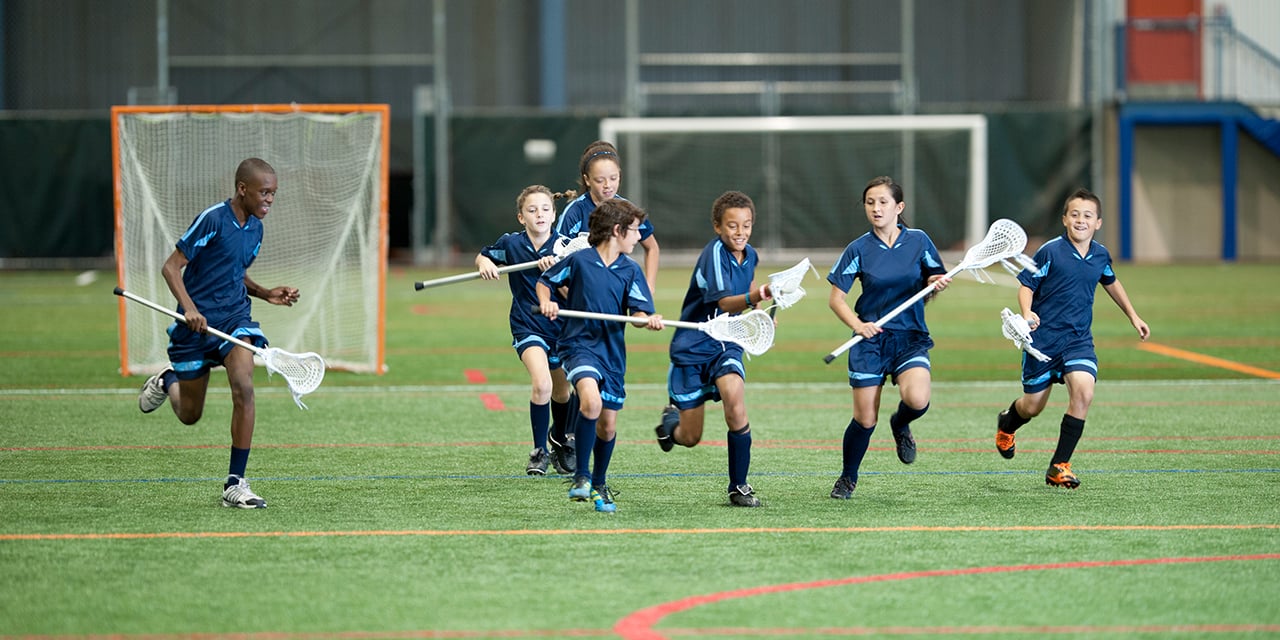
[
  {"left": 670, "top": 237, "right": 758, "bottom": 365},
  {"left": 827, "top": 225, "right": 946, "bottom": 333},
  {"left": 480, "top": 230, "right": 565, "bottom": 340},
  {"left": 174, "top": 199, "right": 263, "bottom": 325},
  {"left": 540, "top": 248, "right": 655, "bottom": 376},
  {"left": 1018, "top": 234, "right": 1117, "bottom": 340},
  {"left": 556, "top": 193, "right": 655, "bottom": 242}
]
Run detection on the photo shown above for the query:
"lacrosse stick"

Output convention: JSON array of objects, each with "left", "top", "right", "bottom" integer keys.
[
  {"left": 822, "top": 218, "right": 1030, "bottom": 364},
  {"left": 764, "top": 257, "right": 819, "bottom": 316},
  {"left": 534, "top": 306, "right": 776, "bottom": 356},
  {"left": 413, "top": 233, "right": 592, "bottom": 291},
  {"left": 114, "top": 287, "right": 326, "bottom": 409},
  {"left": 1001, "top": 307, "right": 1050, "bottom": 362}
]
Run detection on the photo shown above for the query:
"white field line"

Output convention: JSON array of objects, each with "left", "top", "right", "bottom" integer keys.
[{"left": 1, "top": 378, "right": 1276, "bottom": 397}]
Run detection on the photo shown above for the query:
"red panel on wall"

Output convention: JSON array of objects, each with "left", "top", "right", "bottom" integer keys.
[{"left": 1127, "top": 0, "right": 1202, "bottom": 92}]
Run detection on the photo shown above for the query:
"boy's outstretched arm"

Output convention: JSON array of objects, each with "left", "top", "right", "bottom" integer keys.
[{"left": 1102, "top": 280, "right": 1150, "bottom": 340}]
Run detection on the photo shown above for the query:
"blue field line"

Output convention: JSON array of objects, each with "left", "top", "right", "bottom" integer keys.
[{"left": 3, "top": 467, "right": 1278, "bottom": 485}]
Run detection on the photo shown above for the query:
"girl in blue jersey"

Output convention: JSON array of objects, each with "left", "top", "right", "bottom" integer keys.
[
  {"left": 555, "top": 140, "right": 661, "bottom": 295},
  {"left": 826, "top": 176, "right": 950, "bottom": 500},
  {"left": 476, "top": 185, "right": 578, "bottom": 476},
  {"left": 654, "top": 191, "right": 774, "bottom": 508},
  {"left": 536, "top": 198, "right": 663, "bottom": 513},
  {"left": 136, "top": 158, "right": 299, "bottom": 509},
  {"left": 995, "top": 188, "right": 1149, "bottom": 489}
]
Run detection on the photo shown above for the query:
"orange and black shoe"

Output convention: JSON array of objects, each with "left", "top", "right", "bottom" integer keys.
[
  {"left": 1045, "top": 462, "right": 1080, "bottom": 489},
  {"left": 996, "top": 425, "right": 1016, "bottom": 460}
]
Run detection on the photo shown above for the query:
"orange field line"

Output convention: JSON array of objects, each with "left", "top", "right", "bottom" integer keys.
[
  {"left": 1139, "top": 342, "right": 1280, "bottom": 379},
  {"left": 4, "top": 523, "right": 1278, "bottom": 542}
]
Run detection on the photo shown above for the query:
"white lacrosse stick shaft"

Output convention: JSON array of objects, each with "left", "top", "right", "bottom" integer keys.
[
  {"left": 114, "top": 287, "right": 325, "bottom": 408},
  {"left": 823, "top": 219, "right": 1028, "bottom": 364},
  {"left": 414, "top": 234, "right": 591, "bottom": 291},
  {"left": 538, "top": 306, "right": 775, "bottom": 356}
]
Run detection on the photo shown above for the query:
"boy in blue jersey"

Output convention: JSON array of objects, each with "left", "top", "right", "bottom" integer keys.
[
  {"left": 136, "top": 158, "right": 300, "bottom": 509},
  {"left": 536, "top": 198, "right": 663, "bottom": 513},
  {"left": 555, "top": 140, "right": 660, "bottom": 295},
  {"left": 476, "top": 185, "right": 575, "bottom": 476},
  {"left": 995, "top": 188, "right": 1149, "bottom": 488},
  {"left": 654, "top": 191, "right": 774, "bottom": 507},
  {"left": 826, "top": 177, "right": 950, "bottom": 500}
]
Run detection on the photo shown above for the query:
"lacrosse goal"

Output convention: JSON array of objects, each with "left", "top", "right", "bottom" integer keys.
[
  {"left": 112, "top": 104, "right": 389, "bottom": 375},
  {"left": 599, "top": 115, "right": 988, "bottom": 253}
]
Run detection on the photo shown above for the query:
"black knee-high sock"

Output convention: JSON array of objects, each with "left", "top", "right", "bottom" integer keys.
[
  {"left": 726, "top": 426, "right": 751, "bottom": 490},
  {"left": 530, "top": 401, "right": 550, "bottom": 451},
  {"left": 1051, "top": 415, "right": 1085, "bottom": 465},
  {"left": 550, "top": 399, "right": 569, "bottom": 445},
  {"left": 998, "top": 400, "right": 1032, "bottom": 433},
  {"left": 574, "top": 413, "right": 596, "bottom": 478},
  {"left": 890, "top": 401, "right": 928, "bottom": 432},
  {"left": 841, "top": 418, "right": 874, "bottom": 483}
]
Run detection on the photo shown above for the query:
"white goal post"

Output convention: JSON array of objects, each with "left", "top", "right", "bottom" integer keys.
[
  {"left": 112, "top": 104, "right": 389, "bottom": 376},
  {"left": 600, "top": 115, "right": 988, "bottom": 251}
]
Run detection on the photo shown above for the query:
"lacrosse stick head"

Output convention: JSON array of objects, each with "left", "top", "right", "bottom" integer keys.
[
  {"left": 553, "top": 233, "right": 592, "bottom": 259},
  {"left": 260, "top": 348, "right": 326, "bottom": 409},
  {"left": 766, "top": 258, "right": 819, "bottom": 311},
  {"left": 960, "top": 219, "right": 1028, "bottom": 271},
  {"left": 704, "top": 309, "right": 776, "bottom": 356},
  {"left": 1000, "top": 308, "right": 1051, "bottom": 363}
]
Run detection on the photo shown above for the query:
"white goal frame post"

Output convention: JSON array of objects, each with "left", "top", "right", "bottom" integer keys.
[
  {"left": 600, "top": 115, "right": 988, "bottom": 250},
  {"left": 112, "top": 104, "right": 390, "bottom": 376}
]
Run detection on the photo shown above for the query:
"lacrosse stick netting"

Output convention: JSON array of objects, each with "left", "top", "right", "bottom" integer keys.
[
  {"left": 822, "top": 219, "right": 1031, "bottom": 364},
  {"left": 1001, "top": 307, "right": 1050, "bottom": 362},
  {"left": 766, "top": 258, "right": 819, "bottom": 311},
  {"left": 544, "top": 307, "right": 776, "bottom": 356},
  {"left": 114, "top": 287, "right": 326, "bottom": 409}
]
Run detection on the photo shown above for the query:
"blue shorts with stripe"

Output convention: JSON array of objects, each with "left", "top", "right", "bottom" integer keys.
[
  {"left": 166, "top": 314, "right": 267, "bottom": 381},
  {"left": 513, "top": 333, "right": 562, "bottom": 370},
  {"left": 667, "top": 349, "right": 746, "bottom": 410},
  {"left": 845, "top": 329, "right": 933, "bottom": 388},
  {"left": 1020, "top": 332, "right": 1098, "bottom": 393},
  {"left": 562, "top": 351, "right": 626, "bottom": 411}
]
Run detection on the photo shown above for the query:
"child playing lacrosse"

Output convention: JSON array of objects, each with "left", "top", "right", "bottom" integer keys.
[
  {"left": 476, "top": 185, "right": 578, "bottom": 476},
  {"left": 555, "top": 140, "right": 661, "bottom": 295},
  {"left": 826, "top": 176, "right": 950, "bottom": 500},
  {"left": 654, "top": 191, "right": 773, "bottom": 507},
  {"left": 536, "top": 198, "right": 662, "bottom": 513},
  {"left": 136, "top": 157, "right": 298, "bottom": 509},
  {"left": 995, "top": 188, "right": 1149, "bottom": 489}
]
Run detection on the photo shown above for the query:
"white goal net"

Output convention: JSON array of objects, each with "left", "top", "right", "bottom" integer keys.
[
  {"left": 600, "top": 115, "right": 988, "bottom": 256},
  {"left": 113, "top": 104, "right": 388, "bottom": 375}
]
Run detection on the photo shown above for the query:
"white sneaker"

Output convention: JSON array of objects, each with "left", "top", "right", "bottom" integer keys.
[
  {"left": 221, "top": 475, "right": 267, "bottom": 509},
  {"left": 138, "top": 367, "right": 172, "bottom": 414}
]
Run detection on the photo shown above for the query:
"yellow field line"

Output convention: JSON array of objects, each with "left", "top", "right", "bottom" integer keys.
[
  {"left": 3, "top": 523, "right": 1278, "bottom": 542},
  {"left": 1139, "top": 342, "right": 1280, "bottom": 379}
]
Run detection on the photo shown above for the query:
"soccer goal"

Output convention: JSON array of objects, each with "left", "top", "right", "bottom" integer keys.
[
  {"left": 112, "top": 104, "right": 389, "bottom": 376},
  {"left": 599, "top": 115, "right": 987, "bottom": 254}
]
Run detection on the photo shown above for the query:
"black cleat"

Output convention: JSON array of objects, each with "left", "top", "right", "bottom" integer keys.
[{"left": 830, "top": 476, "right": 857, "bottom": 499}]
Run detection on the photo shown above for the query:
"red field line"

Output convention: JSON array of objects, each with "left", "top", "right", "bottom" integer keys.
[
  {"left": 614, "top": 554, "right": 1280, "bottom": 640},
  {"left": 4, "top": 523, "right": 1277, "bottom": 542},
  {"left": 6, "top": 623, "right": 1279, "bottom": 640}
]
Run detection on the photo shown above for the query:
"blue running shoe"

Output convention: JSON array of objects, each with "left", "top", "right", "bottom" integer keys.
[
  {"left": 568, "top": 476, "right": 591, "bottom": 501},
  {"left": 591, "top": 485, "right": 616, "bottom": 513}
]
